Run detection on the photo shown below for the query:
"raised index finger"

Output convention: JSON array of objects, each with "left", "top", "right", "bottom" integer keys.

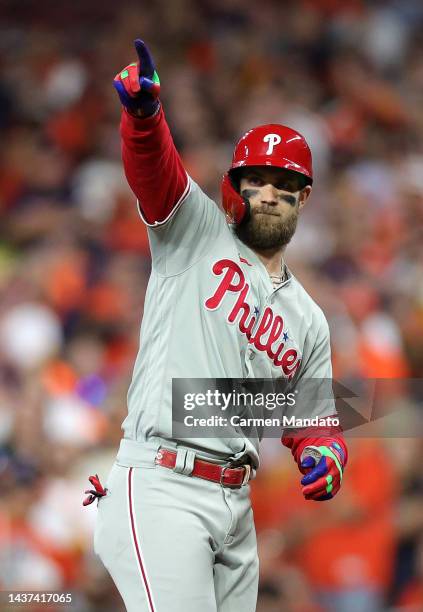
[{"left": 134, "top": 39, "right": 155, "bottom": 77}]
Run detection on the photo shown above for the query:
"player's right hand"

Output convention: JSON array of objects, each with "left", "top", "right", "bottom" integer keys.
[
  {"left": 113, "top": 39, "right": 161, "bottom": 117},
  {"left": 300, "top": 442, "right": 345, "bottom": 501}
]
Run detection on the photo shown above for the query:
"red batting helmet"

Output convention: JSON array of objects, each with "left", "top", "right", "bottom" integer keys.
[{"left": 222, "top": 124, "right": 313, "bottom": 224}]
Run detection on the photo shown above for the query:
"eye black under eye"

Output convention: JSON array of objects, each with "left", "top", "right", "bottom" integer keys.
[{"left": 276, "top": 182, "right": 295, "bottom": 191}]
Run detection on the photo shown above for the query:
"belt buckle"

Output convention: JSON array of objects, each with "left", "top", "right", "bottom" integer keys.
[
  {"left": 242, "top": 464, "right": 251, "bottom": 486},
  {"left": 219, "top": 466, "right": 229, "bottom": 487},
  {"left": 220, "top": 464, "right": 251, "bottom": 488}
]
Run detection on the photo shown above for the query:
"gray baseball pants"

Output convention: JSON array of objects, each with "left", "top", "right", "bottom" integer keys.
[{"left": 94, "top": 439, "right": 259, "bottom": 612}]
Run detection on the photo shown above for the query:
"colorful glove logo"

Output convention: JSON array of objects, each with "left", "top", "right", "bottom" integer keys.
[
  {"left": 113, "top": 39, "right": 161, "bottom": 116},
  {"left": 300, "top": 441, "right": 345, "bottom": 501}
]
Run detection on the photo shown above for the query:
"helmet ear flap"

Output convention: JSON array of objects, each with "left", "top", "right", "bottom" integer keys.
[{"left": 221, "top": 173, "right": 250, "bottom": 225}]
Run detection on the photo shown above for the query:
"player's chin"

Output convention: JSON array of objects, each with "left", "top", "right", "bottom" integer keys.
[
  {"left": 236, "top": 213, "right": 298, "bottom": 250},
  {"left": 255, "top": 218, "right": 297, "bottom": 249}
]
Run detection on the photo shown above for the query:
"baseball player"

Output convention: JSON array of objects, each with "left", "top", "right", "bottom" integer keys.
[{"left": 84, "top": 40, "right": 348, "bottom": 612}]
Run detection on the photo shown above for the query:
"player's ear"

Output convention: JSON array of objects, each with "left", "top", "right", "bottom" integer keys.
[{"left": 298, "top": 185, "right": 312, "bottom": 211}]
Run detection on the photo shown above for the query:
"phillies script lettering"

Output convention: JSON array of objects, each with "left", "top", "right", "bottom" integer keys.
[{"left": 205, "top": 259, "right": 301, "bottom": 379}]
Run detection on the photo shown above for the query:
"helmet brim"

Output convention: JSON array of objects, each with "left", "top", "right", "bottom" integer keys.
[{"left": 228, "top": 160, "right": 313, "bottom": 192}]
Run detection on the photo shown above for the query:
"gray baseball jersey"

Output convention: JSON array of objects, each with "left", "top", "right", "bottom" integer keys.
[
  {"left": 95, "top": 176, "right": 333, "bottom": 612},
  {"left": 121, "top": 177, "right": 334, "bottom": 468}
]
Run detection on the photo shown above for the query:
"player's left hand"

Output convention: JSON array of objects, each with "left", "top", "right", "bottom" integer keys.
[{"left": 300, "top": 442, "right": 345, "bottom": 501}]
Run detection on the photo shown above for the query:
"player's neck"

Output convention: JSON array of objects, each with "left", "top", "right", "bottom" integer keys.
[{"left": 253, "top": 247, "right": 285, "bottom": 277}]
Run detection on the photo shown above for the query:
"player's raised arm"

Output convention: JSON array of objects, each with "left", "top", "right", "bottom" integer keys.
[{"left": 113, "top": 39, "right": 190, "bottom": 226}]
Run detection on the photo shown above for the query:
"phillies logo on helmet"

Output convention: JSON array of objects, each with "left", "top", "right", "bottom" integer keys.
[
  {"left": 221, "top": 123, "right": 313, "bottom": 224},
  {"left": 263, "top": 133, "right": 282, "bottom": 155}
]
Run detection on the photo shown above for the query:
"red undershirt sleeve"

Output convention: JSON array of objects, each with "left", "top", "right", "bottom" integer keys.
[{"left": 120, "top": 106, "right": 190, "bottom": 225}]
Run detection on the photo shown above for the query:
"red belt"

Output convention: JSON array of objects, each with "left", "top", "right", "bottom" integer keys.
[{"left": 155, "top": 449, "right": 251, "bottom": 488}]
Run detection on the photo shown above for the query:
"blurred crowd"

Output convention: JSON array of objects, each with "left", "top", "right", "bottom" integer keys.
[{"left": 0, "top": 0, "right": 422, "bottom": 610}]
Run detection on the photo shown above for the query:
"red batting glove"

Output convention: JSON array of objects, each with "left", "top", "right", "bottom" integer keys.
[
  {"left": 113, "top": 39, "right": 161, "bottom": 117},
  {"left": 83, "top": 474, "right": 107, "bottom": 506},
  {"left": 299, "top": 441, "right": 346, "bottom": 501}
]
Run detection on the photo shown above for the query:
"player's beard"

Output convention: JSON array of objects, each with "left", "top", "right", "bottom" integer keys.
[{"left": 235, "top": 205, "right": 300, "bottom": 250}]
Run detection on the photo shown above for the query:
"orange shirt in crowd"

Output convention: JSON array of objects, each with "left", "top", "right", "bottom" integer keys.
[{"left": 252, "top": 439, "right": 398, "bottom": 593}]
